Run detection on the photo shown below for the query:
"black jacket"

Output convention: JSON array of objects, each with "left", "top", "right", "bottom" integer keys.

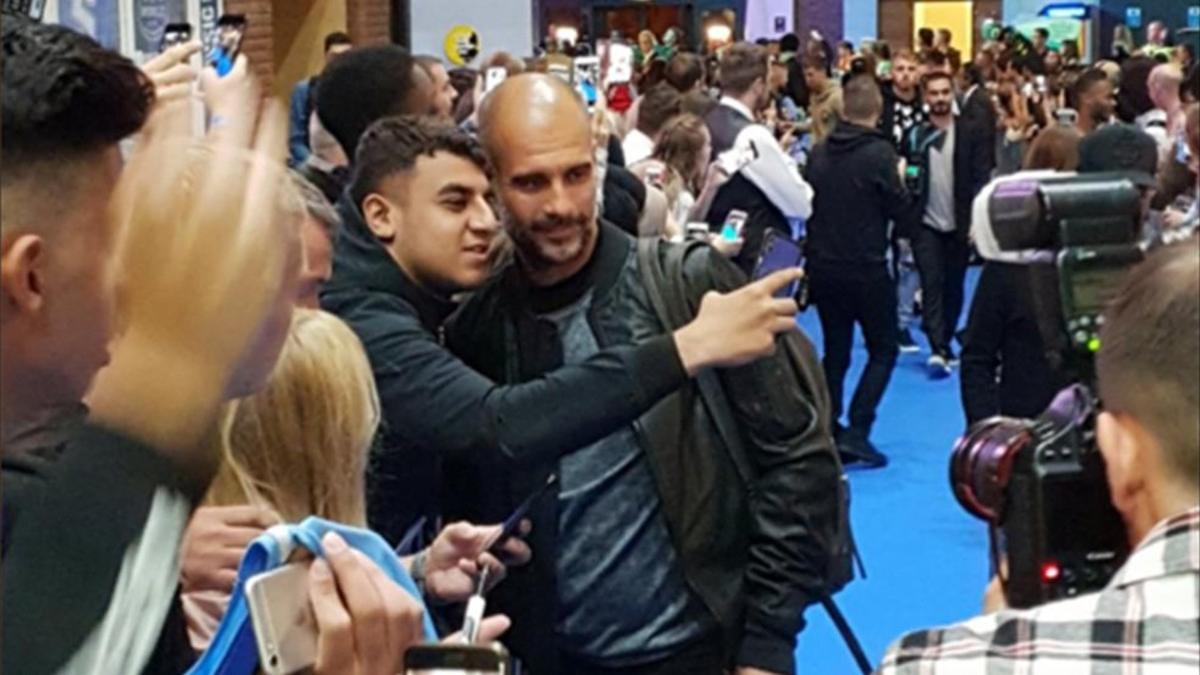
[
  {"left": 705, "top": 102, "right": 753, "bottom": 159},
  {"left": 705, "top": 171, "right": 792, "bottom": 276},
  {"left": 3, "top": 416, "right": 205, "bottom": 674},
  {"left": 960, "top": 262, "right": 1063, "bottom": 425},
  {"left": 805, "top": 121, "right": 917, "bottom": 270},
  {"left": 319, "top": 196, "right": 688, "bottom": 544},
  {"left": 603, "top": 163, "right": 646, "bottom": 237},
  {"left": 902, "top": 118, "right": 992, "bottom": 236},
  {"left": 959, "top": 85, "right": 998, "bottom": 173},
  {"left": 445, "top": 223, "right": 839, "bottom": 675}
]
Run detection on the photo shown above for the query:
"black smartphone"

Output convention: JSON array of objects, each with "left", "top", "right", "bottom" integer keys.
[
  {"left": 160, "top": 22, "right": 192, "bottom": 53},
  {"left": 487, "top": 473, "right": 557, "bottom": 554},
  {"left": 753, "top": 230, "right": 805, "bottom": 299},
  {"left": 211, "top": 14, "right": 246, "bottom": 77}
]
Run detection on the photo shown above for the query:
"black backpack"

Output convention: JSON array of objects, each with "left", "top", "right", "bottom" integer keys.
[{"left": 636, "top": 238, "right": 873, "bottom": 673}]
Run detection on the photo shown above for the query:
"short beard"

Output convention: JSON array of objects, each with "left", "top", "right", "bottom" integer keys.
[{"left": 504, "top": 211, "right": 595, "bottom": 275}]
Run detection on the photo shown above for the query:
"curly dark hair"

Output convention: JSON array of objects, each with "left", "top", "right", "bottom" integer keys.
[
  {"left": 351, "top": 115, "right": 489, "bottom": 209},
  {"left": 2, "top": 14, "right": 153, "bottom": 179},
  {"left": 316, "top": 46, "right": 429, "bottom": 159}
]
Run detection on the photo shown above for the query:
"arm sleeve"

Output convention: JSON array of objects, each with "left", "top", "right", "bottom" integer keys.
[
  {"left": 879, "top": 144, "right": 918, "bottom": 230},
  {"left": 686, "top": 251, "right": 839, "bottom": 674},
  {"left": 287, "top": 82, "right": 311, "bottom": 168},
  {"left": 971, "top": 124, "right": 993, "bottom": 197},
  {"left": 960, "top": 265, "right": 1005, "bottom": 426},
  {"left": 2, "top": 425, "right": 202, "bottom": 674},
  {"left": 367, "top": 310, "right": 688, "bottom": 467},
  {"left": 736, "top": 124, "right": 814, "bottom": 220}
]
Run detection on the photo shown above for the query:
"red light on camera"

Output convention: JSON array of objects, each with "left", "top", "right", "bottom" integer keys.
[{"left": 1041, "top": 561, "right": 1062, "bottom": 583}]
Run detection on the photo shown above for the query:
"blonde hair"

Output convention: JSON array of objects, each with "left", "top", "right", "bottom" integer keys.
[{"left": 205, "top": 309, "right": 380, "bottom": 525}]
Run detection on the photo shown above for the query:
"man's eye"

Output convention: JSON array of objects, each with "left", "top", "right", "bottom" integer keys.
[{"left": 514, "top": 176, "right": 542, "bottom": 191}]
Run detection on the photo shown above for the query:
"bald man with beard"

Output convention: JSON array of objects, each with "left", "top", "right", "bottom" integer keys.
[{"left": 444, "top": 74, "right": 840, "bottom": 675}]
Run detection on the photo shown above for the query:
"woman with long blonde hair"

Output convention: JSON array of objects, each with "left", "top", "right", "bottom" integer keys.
[
  {"left": 206, "top": 308, "right": 378, "bottom": 525},
  {"left": 184, "top": 309, "right": 379, "bottom": 647}
]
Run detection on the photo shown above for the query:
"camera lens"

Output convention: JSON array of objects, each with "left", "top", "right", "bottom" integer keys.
[{"left": 949, "top": 418, "right": 1034, "bottom": 522}]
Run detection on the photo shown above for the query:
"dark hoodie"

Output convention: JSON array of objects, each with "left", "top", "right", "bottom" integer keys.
[
  {"left": 804, "top": 120, "right": 916, "bottom": 270},
  {"left": 320, "top": 195, "right": 689, "bottom": 544}
]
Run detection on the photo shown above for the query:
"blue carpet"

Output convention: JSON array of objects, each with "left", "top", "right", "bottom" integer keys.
[{"left": 794, "top": 269, "right": 988, "bottom": 673}]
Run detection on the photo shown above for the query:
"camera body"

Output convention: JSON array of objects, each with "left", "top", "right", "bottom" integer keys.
[
  {"left": 988, "top": 173, "right": 1144, "bottom": 352},
  {"left": 952, "top": 174, "right": 1144, "bottom": 607},
  {"left": 1002, "top": 388, "right": 1127, "bottom": 606}
]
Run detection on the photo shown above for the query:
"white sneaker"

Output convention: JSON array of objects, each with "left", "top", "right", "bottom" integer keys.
[{"left": 927, "top": 354, "right": 952, "bottom": 380}]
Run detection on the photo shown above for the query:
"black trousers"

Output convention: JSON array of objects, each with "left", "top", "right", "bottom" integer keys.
[
  {"left": 558, "top": 635, "right": 725, "bottom": 675},
  {"left": 811, "top": 265, "right": 899, "bottom": 434},
  {"left": 911, "top": 225, "right": 970, "bottom": 354}
]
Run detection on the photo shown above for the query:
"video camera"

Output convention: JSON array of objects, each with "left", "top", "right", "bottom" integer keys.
[{"left": 950, "top": 174, "right": 1144, "bottom": 608}]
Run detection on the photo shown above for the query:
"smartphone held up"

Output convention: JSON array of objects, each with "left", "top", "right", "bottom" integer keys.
[{"left": 210, "top": 13, "right": 246, "bottom": 77}]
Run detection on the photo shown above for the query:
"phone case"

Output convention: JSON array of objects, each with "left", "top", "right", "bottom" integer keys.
[{"left": 245, "top": 563, "right": 318, "bottom": 675}]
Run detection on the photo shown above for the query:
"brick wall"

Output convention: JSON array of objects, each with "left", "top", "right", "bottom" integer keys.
[
  {"left": 347, "top": 0, "right": 392, "bottom": 47},
  {"left": 878, "top": 0, "right": 913, "bottom": 52},
  {"left": 225, "top": 0, "right": 275, "bottom": 93}
]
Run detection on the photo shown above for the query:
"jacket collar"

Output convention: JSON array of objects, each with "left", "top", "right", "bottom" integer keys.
[
  {"left": 504, "top": 220, "right": 632, "bottom": 315},
  {"left": 719, "top": 96, "right": 755, "bottom": 123},
  {"left": 324, "top": 193, "right": 457, "bottom": 332}
]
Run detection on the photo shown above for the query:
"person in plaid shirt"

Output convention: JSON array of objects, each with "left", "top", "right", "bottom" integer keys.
[{"left": 878, "top": 239, "right": 1200, "bottom": 675}]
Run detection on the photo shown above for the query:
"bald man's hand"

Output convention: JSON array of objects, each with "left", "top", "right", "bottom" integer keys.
[{"left": 673, "top": 267, "right": 804, "bottom": 375}]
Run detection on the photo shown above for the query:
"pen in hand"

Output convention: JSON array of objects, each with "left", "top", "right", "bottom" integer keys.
[{"left": 461, "top": 564, "right": 490, "bottom": 644}]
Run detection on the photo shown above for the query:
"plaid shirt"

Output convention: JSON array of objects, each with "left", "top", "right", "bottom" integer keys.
[{"left": 877, "top": 507, "right": 1200, "bottom": 674}]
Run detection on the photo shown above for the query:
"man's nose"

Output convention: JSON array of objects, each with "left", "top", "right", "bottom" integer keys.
[
  {"left": 542, "top": 180, "right": 575, "bottom": 218},
  {"left": 471, "top": 199, "right": 500, "bottom": 233}
]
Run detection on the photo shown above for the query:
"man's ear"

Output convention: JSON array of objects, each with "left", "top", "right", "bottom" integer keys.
[
  {"left": 361, "top": 194, "right": 399, "bottom": 244},
  {"left": 0, "top": 234, "right": 46, "bottom": 315},
  {"left": 1097, "top": 410, "right": 1148, "bottom": 514}
]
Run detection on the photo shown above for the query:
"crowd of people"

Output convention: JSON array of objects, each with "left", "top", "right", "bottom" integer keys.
[{"left": 1, "top": 10, "right": 1197, "bottom": 675}]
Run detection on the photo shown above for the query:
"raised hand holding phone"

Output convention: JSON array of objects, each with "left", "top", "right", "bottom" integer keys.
[
  {"left": 673, "top": 267, "right": 804, "bottom": 374},
  {"left": 142, "top": 39, "right": 201, "bottom": 106},
  {"left": 88, "top": 56, "right": 291, "bottom": 459}
]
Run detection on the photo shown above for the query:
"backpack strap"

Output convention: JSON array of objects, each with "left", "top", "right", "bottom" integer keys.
[{"left": 635, "top": 238, "right": 757, "bottom": 486}]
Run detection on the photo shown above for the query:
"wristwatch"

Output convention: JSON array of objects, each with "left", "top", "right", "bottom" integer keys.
[{"left": 410, "top": 549, "right": 428, "bottom": 595}]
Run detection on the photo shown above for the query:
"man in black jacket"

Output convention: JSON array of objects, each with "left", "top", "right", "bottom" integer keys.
[
  {"left": 447, "top": 73, "right": 837, "bottom": 675},
  {"left": 806, "top": 75, "right": 917, "bottom": 468},
  {"left": 902, "top": 71, "right": 992, "bottom": 378},
  {"left": 704, "top": 42, "right": 814, "bottom": 276},
  {"left": 956, "top": 62, "right": 998, "bottom": 173},
  {"left": 321, "top": 115, "right": 805, "bottom": 546},
  {"left": 878, "top": 49, "right": 927, "bottom": 353}
]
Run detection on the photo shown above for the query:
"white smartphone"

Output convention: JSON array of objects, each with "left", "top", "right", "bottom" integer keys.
[
  {"left": 484, "top": 67, "right": 507, "bottom": 94},
  {"left": 573, "top": 56, "right": 599, "bottom": 85},
  {"left": 606, "top": 43, "right": 634, "bottom": 84},
  {"left": 404, "top": 643, "right": 509, "bottom": 674},
  {"left": 245, "top": 562, "right": 317, "bottom": 675},
  {"left": 721, "top": 209, "right": 748, "bottom": 241},
  {"left": 573, "top": 56, "right": 600, "bottom": 107}
]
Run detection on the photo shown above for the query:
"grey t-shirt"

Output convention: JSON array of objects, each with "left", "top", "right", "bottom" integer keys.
[
  {"left": 540, "top": 292, "right": 715, "bottom": 666},
  {"left": 924, "top": 123, "right": 956, "bottom": 232}
]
